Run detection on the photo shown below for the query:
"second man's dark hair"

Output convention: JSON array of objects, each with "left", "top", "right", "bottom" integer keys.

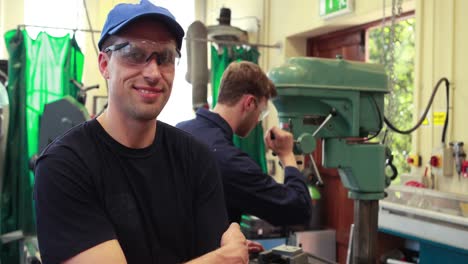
[{"left": 217, "top": 61, "right": 277, "bottom": 106}]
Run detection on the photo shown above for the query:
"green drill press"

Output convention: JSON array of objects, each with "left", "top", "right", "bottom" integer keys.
[{"left": 268, "top": 57, "right": 394, "bottom": 264}]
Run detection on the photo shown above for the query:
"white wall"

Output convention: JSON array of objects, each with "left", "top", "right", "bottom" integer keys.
[
  {"left": 0, "top": 0, "right": 24, "bottom": 59},
  {"left": 413, "top": 0, "right": 468, "bottom": 194}
]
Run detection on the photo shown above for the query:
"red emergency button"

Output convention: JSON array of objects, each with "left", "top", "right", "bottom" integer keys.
[
  {"left": 430, "top": 155, "right": 440, "bottom": 167},
  {"left": 462, "top": 161, "right": 468, "bottom": 178}
]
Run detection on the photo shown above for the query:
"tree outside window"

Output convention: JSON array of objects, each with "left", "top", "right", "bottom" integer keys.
[{"left": 367, "top": 17, "right": 416, "bottom": 181}]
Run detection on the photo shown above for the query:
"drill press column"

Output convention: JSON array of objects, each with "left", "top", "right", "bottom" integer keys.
[{"left": 268, "top": 57, "right": 390, "bottom": 264}]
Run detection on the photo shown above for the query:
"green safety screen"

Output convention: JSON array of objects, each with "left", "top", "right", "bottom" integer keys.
[{"left": 1, "top": 29, "right": 84, "bottom": 263}]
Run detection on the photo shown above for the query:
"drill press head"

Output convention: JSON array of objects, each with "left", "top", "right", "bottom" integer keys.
[
  {"left": 268, "top": 57, "right": 391, "bottom": 198},
  {"left": 268, "top": 57, "right": 388, "bottom": 143}
]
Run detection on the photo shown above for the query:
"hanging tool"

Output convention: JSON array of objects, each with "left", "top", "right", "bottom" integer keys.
[{"left": 450, "top": 141, "right": 466, "bottom": 179}]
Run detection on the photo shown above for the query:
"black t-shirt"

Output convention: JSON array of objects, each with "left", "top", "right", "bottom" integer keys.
[{"left": 34, "top": 119, "right": 228, "bottom": 264}]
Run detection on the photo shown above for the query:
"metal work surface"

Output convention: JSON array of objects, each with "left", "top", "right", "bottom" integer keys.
[
  {"left": 249, "top": 244, "right": 337, "bottom": 264},
  {"left": 379, "top": 185, "right": 468, "bottom": 251}
]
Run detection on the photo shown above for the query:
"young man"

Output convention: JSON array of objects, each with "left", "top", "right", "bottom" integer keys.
[
  {"left": 176, "top": 61, "right": 313, "bottom": 226},
  {"left": 34, "top": 1, "right": 251, "bottom": 263}
]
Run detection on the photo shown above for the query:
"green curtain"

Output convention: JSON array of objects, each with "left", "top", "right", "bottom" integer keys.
[
  {"left": 211, "top": 45, "right": 267, "bottom": 173},
  {"left": 1, "top": 29, "right": 84, "bottom": 263}
]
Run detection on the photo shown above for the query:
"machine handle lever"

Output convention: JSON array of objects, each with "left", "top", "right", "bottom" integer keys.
[
  {"left": 309, "top": 153, "right": 324, "bottom": 186},
  {"left": 312, "top": 108, "right": 336, "bottom": 137},
  {"left": 270, "top": 131, "right": 277, "bottom": 157}
]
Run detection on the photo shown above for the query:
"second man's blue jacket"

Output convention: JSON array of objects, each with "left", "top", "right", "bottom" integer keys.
[{"left": 176, "top": 108, "right": 312, "bottom": 226}]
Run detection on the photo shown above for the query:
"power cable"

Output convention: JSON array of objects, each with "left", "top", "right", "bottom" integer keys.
[
  {"left": 383, "top": 77, "right": 450, "bottom": 143},
  {"left": 355, "top": 78, "right": 449, "bottom": 144}
]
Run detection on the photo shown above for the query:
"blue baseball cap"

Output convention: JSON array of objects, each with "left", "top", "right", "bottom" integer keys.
[{"left": 98, "top": 0, "right": 184, "bottom": 52}]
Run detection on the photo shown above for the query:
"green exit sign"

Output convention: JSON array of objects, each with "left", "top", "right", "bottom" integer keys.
[{"left": 320, "top": 0, "right": 354, "bottom": 19}]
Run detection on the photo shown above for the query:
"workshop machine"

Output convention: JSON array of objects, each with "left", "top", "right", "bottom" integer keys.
[{"left": 268, "top": 57, "right": 394, "bottom": 263}]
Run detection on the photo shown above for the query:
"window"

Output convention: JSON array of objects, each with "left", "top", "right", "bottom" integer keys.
[{"left": 367, "top": 17, "right": 416, "bottom": 177}]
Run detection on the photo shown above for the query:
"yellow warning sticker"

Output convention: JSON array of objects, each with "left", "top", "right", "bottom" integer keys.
[
  {"left": 422, "top": 117, "right": 429, "bottom": 125},
  {"left": 433, "top": 112, "right": 446, "bottom": 126}
]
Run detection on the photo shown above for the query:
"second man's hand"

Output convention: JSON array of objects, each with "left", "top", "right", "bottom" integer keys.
[{"left": 265, "top": 127, "right": 297, "bottom": 168}]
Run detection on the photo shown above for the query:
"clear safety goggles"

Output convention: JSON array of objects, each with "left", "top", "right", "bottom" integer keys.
[
  {"left": 259, "top": 107, "right": 270, "bottom": 121},
  {"left": 103, "top": 39, "right": 180, "bottom": 68},
  {"left": 255, "top": 98, "right": 270, "bottom": 121}
]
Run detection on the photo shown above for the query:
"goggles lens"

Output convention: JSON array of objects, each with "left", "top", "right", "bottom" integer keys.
[
  {"left": 259, "top": 108, "right": 270, "bottom": 121},
  {"left": 255, "top": 99, "right": 269, "bottom": 121},
  {"left": 104, "top": 40, "right": 180, "bottom": 67}
]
